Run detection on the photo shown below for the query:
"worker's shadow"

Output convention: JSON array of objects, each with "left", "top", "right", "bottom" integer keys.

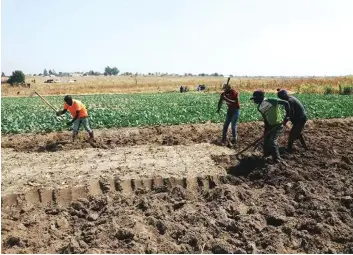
[{"left": 227, "top": 155, "right": 267, "bottom": 177}]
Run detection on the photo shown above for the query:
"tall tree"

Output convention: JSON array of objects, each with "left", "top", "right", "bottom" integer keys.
[
  {"left": 111, "top": 67, "right": 119, "bottom": 75},
  {"left": 104, "top": 66, "right": 112, "bottom": 76},
  {"left": 104, "top": 66, "right": 119, "bottom": 75},
  {"left": 8, "top": 70, "right": 25, "bottom": 85}
]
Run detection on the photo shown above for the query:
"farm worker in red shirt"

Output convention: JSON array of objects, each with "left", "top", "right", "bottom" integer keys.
[
  {"left": 217, "top": 83, "right": 240, "bottom": 146},
  {"left": 56, "top": 95, "right": 94, "bottom": 141}
]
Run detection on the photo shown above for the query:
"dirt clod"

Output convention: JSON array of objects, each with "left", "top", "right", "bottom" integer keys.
[
  {"left": 115, "top": 228, "right": 134, "bottom": 241},
  {"left": 87, "top": 213, "right": 99, "bottom": 222},
  {"left": 5, "top": 236, "right": 23, "bottom": 248},
  {"left": 55, "top": 217, "right": 69, "bottom": 229},
  {"left": 266, "top": 214, "right": 287, "bottom": 227}
]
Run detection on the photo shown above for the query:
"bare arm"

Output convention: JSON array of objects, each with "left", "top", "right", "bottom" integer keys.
[
  {"left": 217, "top": 95, "right": 223, "bottom": 113},
  {"left": 278, "top": 99, "right": 290, "bottom": 121},
  {"left": 57, "top": 109, "right": 68, "bottom": 115},
  {"left": 224, "top": 90, "right": 238, "bottom": 104},
  {"left": 222, "top": 95, "right": 236, "bottom": 104}
]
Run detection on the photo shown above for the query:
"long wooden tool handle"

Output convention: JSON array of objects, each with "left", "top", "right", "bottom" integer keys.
[
  {"left": 34, "top": 91, "right": 57, "bottom": 113},
  {"left": 235, "top": 126, "right": 279, "bottom": 156},
  {"left": 235, "top": 133, "right": 266, "bottom": 156},
  {"left": 226, "top": 77, "right": 230, "bottom": 85}
]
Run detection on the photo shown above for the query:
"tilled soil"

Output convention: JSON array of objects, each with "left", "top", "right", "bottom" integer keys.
[
  {"left": 1, "top": 144, "right": 233, "bottom": 195},
  {"left": 1, "top": 121, "right": 266, "bottom": 152},
  {"left": 1, "top": 118, "right": 353, "bottom": 253}
]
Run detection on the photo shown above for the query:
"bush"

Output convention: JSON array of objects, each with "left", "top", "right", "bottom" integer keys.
[
  {"left": 296, "top": 85, "right": 301, "bottom": 94},
  {"left": 301, "top": 84, "right": 318, "bottom": 94},
  {"left": 342, "top": 86, "right": 353, "bottom": 95},
  {"left": 324, "top": 86, "right": 334, "bottom": 95},
  {"left": 7, "top": 70, "right": 25, "bottom": 85}
]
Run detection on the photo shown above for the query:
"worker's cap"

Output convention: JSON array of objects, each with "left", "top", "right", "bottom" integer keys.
[
  {"left": 277, "top": 89, "right": 288, "bottom": 97},
  {"left": 64, "top": 95, "right": 72, "bottom": 102},
  {"left": 250, "top": 90, "right": 265, "bottom": 100}
]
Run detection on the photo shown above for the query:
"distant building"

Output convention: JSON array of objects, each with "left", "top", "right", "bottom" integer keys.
[{"left": 70, "top": 73, "right": 83, "bottom": 77}]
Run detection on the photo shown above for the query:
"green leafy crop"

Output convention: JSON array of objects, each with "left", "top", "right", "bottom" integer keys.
[{"left": 1, "top": 92, "right": 352, "bottom": 134}]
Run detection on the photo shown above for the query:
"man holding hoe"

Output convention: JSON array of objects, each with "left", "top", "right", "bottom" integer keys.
[
  {"left": 250, "top": 90, "right": 290, "bottom": 163},
  {"left": 56, "top": 95, "right": 94, "bottom": 141},
  {"left": 217, "top": 83, "right": 240, "bottom": 146},
  {"left": 277, "top": 89, "right": 308, "bottom": 152}
]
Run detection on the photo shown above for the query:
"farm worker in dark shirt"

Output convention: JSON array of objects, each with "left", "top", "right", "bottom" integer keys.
[
  {"left": 56, "top": 95, "right": 94, "bottom": 141},
  {"left": 250, "top": 90, "right": 290, "bottom": 163},
  {"left": 217, "top": 83, "right": 240, "bottom": 146},
  {"left": 277, "top": 89, "right": 308, "bottom": 152}
]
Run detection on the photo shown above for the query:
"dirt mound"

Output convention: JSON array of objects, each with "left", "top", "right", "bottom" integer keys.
[
  {"left": 1, "top": 175, "right": 228, "bottom": 209},
  {"left": 1, "top": 121, "right": 263, "bottom": 152},
  {"left": 2, "top": 118, "right": 352, "bottom": 153},
  {"left": 2, "top": 166, "right": 353, "bottom": 253},
  {"left": 2, "top": 117, "right": 353, "bottom": 253}
]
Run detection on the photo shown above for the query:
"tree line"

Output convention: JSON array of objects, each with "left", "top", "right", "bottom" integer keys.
[
  {"left": 2, "top": 69, "right": 231, "bottom": 78},
  {"left": 23, "top": 66, "right": 120, "bottom": 77},
  {"left": 2, "top": 68, "right": 235, "bottom": 86}
]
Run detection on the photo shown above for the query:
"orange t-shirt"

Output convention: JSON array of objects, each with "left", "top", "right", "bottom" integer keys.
[{"left": 64, "top": 99, "right": 88, "bottom": 118}]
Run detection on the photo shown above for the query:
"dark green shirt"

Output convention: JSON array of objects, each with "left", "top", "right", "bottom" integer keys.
[{"left": 288, "top": 96, "right": 307, "bottom": 123}]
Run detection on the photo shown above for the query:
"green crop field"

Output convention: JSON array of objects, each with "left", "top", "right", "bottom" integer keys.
[{"left": 1, "top": 92, "right": 353, "bottom": 134}]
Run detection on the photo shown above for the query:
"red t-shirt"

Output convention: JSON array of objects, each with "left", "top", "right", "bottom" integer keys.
[{"left": 221, "top": 89, "right": 240, "bottom": 110}]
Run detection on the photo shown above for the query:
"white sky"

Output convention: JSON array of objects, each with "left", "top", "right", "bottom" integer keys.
[{"left": 1, "top": 0, "right": 353, "bottom": 76}]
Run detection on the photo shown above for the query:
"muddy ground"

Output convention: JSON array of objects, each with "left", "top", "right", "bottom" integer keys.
[{"left": 1, "top": 118, "right": 353, "bottom": 253}]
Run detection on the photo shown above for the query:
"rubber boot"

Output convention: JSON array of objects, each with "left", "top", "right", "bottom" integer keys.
[
  {"left": 230, "top": 137, "right": 237, "bottom": 146},
  {"left": 286, "top": 143, "right": 293, "bottom": 154},
  {"left": 263, "top": 147, "right": 271, "bottom": 158},
  {"left": 272, "top": 146, "right": 282, "bottom": 163},
  {"left": 72, "top": 131, "right": 78, "bottom": 142},
  {"left": 299, "top": 135, "right": 308, "bottom": 150},
  {"left": 89, "top": 131, "right": 94, "bottom": 140},
  {"left": 220, "top": 139, "right": 227, "bottom": 146},
  {"left": 263, "top": 140, "right": 271, "bottom": 157}
]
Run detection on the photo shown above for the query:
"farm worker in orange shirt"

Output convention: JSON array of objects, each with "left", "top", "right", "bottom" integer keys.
[{"left": 56, "top": 95, "right": 94, "bottom": 141}]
